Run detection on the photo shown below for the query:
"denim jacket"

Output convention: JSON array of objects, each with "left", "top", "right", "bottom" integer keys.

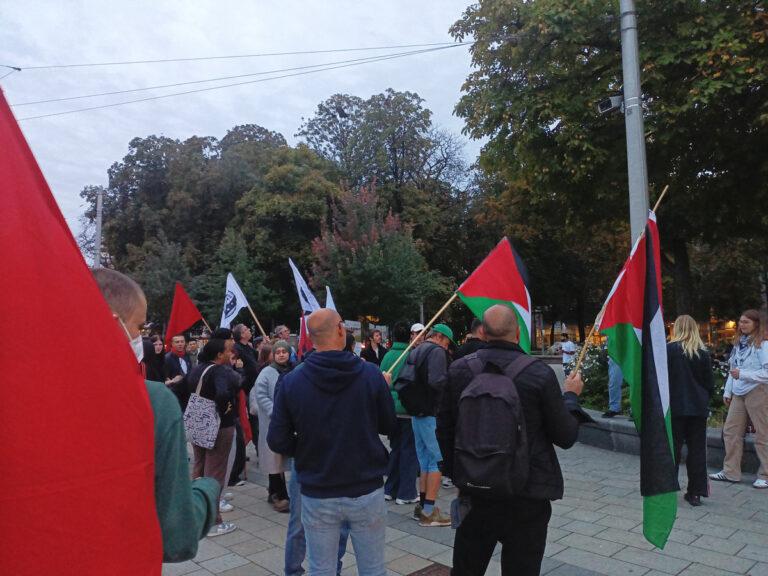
[{"left": 724, "top": 341, "right": 768, "bottom": 398}]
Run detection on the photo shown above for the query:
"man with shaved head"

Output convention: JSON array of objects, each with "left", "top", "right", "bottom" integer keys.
[
  {"left": 437, "top": 304, "right": 587, "bottom": 576},
  {"left": 268, "top": 308, "right": 396, "bottom": 576}
]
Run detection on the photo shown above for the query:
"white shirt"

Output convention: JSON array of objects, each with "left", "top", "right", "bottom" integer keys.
[{"left": 562, "top": 340, "right": 577, "bottom": 364}]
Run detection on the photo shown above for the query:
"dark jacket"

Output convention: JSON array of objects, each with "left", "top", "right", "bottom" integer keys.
[
  {"left": 667, "top": 342, "right": 714, "bottom": 418},
  {"left": 142, "top": 340, "right": 165, "bottom": 382},
  {"left": 361, "top": 342, "right": 386, "bottom": 366},
  {"left": 267, "top": 350, "right": 397, "bottom": 499},
  {"left": 187, "top": 362, "right": 240, "bottom": 428},
  {"left": 437, "top": 341, "right": 582, "bottom": 501},
  {"left": 403, "top": 341, "right": 450, "bottom": 416},
  {"left": 164, "top": 352, "right": 192, "bottom": 407},
  {"left": 235, "top": 341, "right": 260, "bottom": 397},
  {"left": 454, "top": 337, "right": 486, "bottom": 360}
]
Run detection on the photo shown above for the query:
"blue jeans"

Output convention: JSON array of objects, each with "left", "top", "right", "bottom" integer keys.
[
  {"left": 607, "top": 358, "right": 624, "bottom": 412},
  {"left": 285, "top": 461, "right": 349, "bottom": 576},
  {"left": 384, "top": 418, "right": 419, "bottom": 500},
  {"left": 302, "top": 487, "right": 387, "bottom": 576},
  {"left": 412, "top": 416, "right": 442, "bottom": 473}
]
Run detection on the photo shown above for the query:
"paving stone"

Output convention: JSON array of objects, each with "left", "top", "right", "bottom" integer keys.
[
  {"left": 198, "top": 553, "right": 250, "bottom": 574},
  {"left": 739, "top": 544, "right": 768, "bottom": 564},
  {"left": 428, "top": 549, "right": 453, "bottom": 567},
  {"left": 746, "top": 562, "right": 768, "bottom": 576},
  {"left": 185, "top": 570, "right": 215, "bottom": 576},
  {"left": 557, "top": 532, "right": 625, "bottom": 557},
  {"left": 564, "top": 509, "right": 607, "bottom": 523},
  {"left": 389, "top": 534, "right": 452, "bottom": 559},
  {"left": 677, "top": 563, "right": 743, "bottom": 576},
  {"left": 539, "top": 557, "right": 564, "bottom": 574},
  {"left": 252, "top": 524, "right": 288, "bottom": 547},
  {"left": 658, "top": 541, "right": 756, "bottom": 574},
  {"left": 614, "top": 547, "right": 690, "bottom": 574},
  {"left": 246, "top": 546, "right": 286, "bottom": 574},
  {"left": 386, "top": 553, "right": 433, "bottom": 575},
  {"left": 233, "top": 515, "right": 280, "bottom": 536},
  {"left": 544, "top": 541, "right": 567, "bottom": 558},
  {"left": 594, "top": 527, "right": 655, "bottom": 551},
  {"left": 650, "top": 517, "right": 734, "bottom": 539},
  {"left": 729, "top": 529, "right": 768, "bottom": 547},
  {"left": 549, "top": 515, "right": 572, "bottom": 528},
  {"left": 597, "top": 504, "right": 644, "bottom": 521},
  {"left": 560, "top": 520, "right": 607, "bottom": 537},
  {"left": 700, "top": 513, "right": 768, "bottom": 535},
  {"left": 547, "top": 527, "right": 570, "bottom": 542},
  {"left": 218, "top": 565, "right": 272, "bottom": 576},
  {"left": 162, "top": 560, "right": 200, "bottom": 576},
  {"left": 690, "top": 534, "right": 747, "bottom": 555},
  {"left": 385, "top": 527, "right": 410, "bottom": 543},
  {"left": 194, "top": 539, "right": 231, "bottom": 562},
  {"left": 665, "top": 529, "right": 700, "bottom": 546},
  {"left": 227, "top": 537, "right": 274, "bottom": 557},
  {"left": 595, "top": 514, "right": 641, "bottom": 531},
  {"left": 206, "top": 528, "right": 253, "bottom": 547},
  {"left": 546, "top": 564, "right": 604, "bottom": 576},
  {"left": 551, "top": 547, "right": 649, "bottom": 575}
]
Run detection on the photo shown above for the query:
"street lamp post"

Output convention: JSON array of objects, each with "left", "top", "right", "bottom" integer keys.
[
  {"left": 93, "top": 188, "right": 103, "bottom": 268},
  {"left": 620, "top": 0, "right": 649, "bottom": 244}
]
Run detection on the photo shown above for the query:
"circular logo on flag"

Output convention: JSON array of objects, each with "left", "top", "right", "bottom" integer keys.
[{"left": 224, "top": 290, "right": 238, "bottom": 317}]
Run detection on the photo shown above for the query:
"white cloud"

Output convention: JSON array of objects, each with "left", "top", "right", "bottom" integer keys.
[{"left": 2, "top": 0, "right": 481, "bottom": 235}]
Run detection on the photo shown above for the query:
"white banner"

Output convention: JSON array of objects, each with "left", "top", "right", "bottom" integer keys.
[
  {"left": 220, "top": 272, "right": 250, "bottom": 328},
  {"left": 325, "top": 286, "right": 336, "bottom": 311}
]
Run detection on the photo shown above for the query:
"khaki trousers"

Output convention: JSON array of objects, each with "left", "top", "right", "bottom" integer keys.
[{"left": 723, "top": 384, "right": 768, "bottom": 480}]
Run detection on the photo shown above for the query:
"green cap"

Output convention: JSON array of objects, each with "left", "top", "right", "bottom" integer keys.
[{"left": 431, "top": 323, "right": 455, "bottom": 345}]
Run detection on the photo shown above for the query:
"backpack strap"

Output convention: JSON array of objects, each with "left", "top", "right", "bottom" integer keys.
[
  {"left": 195, "top": 364, "right": 216, "bottom": 395},
  {"left": 503, "top": 354, "right": 538, "bottom": 381}
]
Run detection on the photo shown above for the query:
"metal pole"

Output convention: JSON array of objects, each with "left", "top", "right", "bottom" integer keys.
[
  {"left": 93, "top": 188, "right": 103, "bottom": 268},
  {"left": 620, "top": 0, "right": 649, "bottom": 244}
]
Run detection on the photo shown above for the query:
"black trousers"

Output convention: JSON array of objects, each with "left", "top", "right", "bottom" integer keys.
[
  {"left": 229, "top": 422, "right": 246, "bottom": 485},
  {"left": 672, "top": 416, "right": 709, "bottom": 497},
  {"left": 452, "top": 496, "right": 551, "bottom": 576}
]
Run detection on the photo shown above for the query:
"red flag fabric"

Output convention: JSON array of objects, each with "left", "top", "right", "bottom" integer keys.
[
  {"left": 298, "top": 312, "right": 313, "bottom": 359},
  {"left": 238, "top": 390, "right": 253, "bottom": 444},
  {"left": 0, "top": 90, "right": 161, "bottom": 574},
  {"left": 165, "top": 281, "right": 203, "bottom": 347}
]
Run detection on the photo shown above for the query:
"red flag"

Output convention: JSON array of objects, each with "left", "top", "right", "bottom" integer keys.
[
  {"left": 238, "top": 390, "right": 253, "bottom": 444},
  {"left": 298, "top": 312, "right": 313, "bottom": 359},
  {"left": 0, "top": 91, "right": 161, "bottom": 573},
  {"left": 165, "top": 281, "right": 203, "bottom": 347}
]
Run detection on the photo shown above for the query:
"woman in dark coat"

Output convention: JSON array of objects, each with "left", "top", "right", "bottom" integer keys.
[
  {"left": 142, "top": 334, "right": 166, "bottom": 382},
  {"left": 667, "top": 315, "right": 714, "bottom": 506}
]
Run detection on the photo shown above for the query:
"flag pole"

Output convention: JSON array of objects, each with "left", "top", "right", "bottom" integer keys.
[
  {"left": 200, "top": 317, "right": 212, "bottom": 333},
  {"left": 385, "top": 292, "right": 459, "bottom": 376},
  {"left": 572, "top": 184, "right": 669, "bottom": 374},
  {"left": 245, "top": 303, "right": 269, "bottom": 340}
]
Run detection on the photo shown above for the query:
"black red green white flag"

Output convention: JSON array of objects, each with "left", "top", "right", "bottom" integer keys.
[
  {"left": 596, "top": 211, "right": 678, "bottom": 548},
  {"left": 457, "top": 237, "right": 532, "bottom": 352}
]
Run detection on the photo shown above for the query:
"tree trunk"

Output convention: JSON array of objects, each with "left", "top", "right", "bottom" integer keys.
[
  {"left": 576, "top": 292, "right": 586, "bottom": 343},
  {"left": 671, "top": 237, "right": 692, "bottom": 316}
]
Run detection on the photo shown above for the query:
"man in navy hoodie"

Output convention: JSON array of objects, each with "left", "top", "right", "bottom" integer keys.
[{"left": 268, "top": 308, "right": 396, "bottom": 576}]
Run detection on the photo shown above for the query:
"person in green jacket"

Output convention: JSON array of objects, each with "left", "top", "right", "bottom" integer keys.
[
  {"left": 380, "top": 321, "right": 420, "bottom": 504},
  {"left": 93, "top": 268, "right": 220, "bottom": 562}
]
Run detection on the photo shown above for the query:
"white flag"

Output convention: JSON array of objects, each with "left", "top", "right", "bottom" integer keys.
[
  {"left": 220, "top": 272, "right": 250, "bottom": 328},
  {"left": 288, "top": 258, "right": 321, "bottom": 313},
  {"left": 325, "top": 286, "right": 336, "bottom": 311}
]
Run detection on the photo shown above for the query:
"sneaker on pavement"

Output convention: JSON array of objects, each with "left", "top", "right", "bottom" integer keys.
[
  {"left": 384, "top": 494, "right": 393, "bottom": 501},
  {"left": 234, "top": 479, "right": 247, "bottom": 487},
  {"left": 207, "top": 522, "right": 237, "bottom": 537},
  {"left": 412, "top": 503, "right": 423, "bottom": 521},
  {"left": 219, "top": 500, "right": 234, "bottom": 513},
  {"left": 753, "top": 479, "right": 768, "bottom": 489},
  {"left": 709, "top": 471, "right": 738, "bottom": 483},
  {"left": 396, "top": 497, "right": 420, "bottom": 505},
  {"left": 441, "top": 478, "right": 453, "bottom": 488},
  {"left": 602, "top": 410, "right": 621, "bottom": 418},
  {"left": 418, "top": 507, "right": 451, "bottom": 527},
  {"left": 272, "top": 498, "right": 290, "bottom": 513},
  {"left": 222, "top": 492, "right": 235, "bottom": 501}
]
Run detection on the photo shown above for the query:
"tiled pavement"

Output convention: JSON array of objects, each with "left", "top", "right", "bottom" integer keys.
[{"left": 163, "top": 442, "right": 768, "bottom": 576}]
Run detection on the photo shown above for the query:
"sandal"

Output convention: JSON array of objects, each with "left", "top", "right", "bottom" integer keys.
[{"left": 709, "top": 471, "right": 738, "bottom": 483}]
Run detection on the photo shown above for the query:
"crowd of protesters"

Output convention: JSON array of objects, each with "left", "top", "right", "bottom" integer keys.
[{"left": 93, "top": 267, "right": 767, "bottom": 576}]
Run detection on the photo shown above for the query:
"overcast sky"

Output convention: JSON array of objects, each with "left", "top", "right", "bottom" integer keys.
[{"left": 1, "top": 1, "right": 481, "bottom": 237}]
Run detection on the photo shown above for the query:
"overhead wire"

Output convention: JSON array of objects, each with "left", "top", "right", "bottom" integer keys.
[
  {"left": 12, "top": 45, "right": 466, "bottom": 107},
  {"left": 19, "top": 41, "right": 467, "bottom": 70},
  {"left": 17, "top": 44, "right": 466, "bottom": 121}
]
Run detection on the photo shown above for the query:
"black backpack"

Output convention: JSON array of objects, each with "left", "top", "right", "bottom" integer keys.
[
  {"left": 393, "top": 343, "right": 440, "bottom": 416},
  {"left": 453, "top": 353, "right": 536, "bottom": 498}
]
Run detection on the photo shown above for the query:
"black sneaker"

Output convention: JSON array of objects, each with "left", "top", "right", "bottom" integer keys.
[
  {"left": 684, "top": 493, "right": 702, "bottom": 507},
  {"left": 602, "top": 410, "right": 621, "bottom": 418}
]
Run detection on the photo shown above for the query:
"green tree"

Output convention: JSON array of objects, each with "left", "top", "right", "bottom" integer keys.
[
  {"left": 191, "top": 227, "right": 278, "bottom": 327},
  {"left": 451, "top": 0, "right": 768, "bottom": 317},
  {"left": 311, "top": 184, "right": 447, "bottom": 322}
]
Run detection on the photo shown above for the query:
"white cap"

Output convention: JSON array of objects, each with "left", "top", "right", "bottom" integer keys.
[{"left": 410, "top": 323, "right": 425, "bottom": 333}]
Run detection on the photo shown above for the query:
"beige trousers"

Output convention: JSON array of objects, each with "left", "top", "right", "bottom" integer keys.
[{"left": 723, "top": 384, "right": 768, "bottom": 480}]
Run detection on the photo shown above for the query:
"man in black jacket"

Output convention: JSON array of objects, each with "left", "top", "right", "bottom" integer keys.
[
  {"left": 164, "top": 334, "right": 192, "bottom": 408},
  {"left": 454, "top": 318, "right": 486, "bottom": 360},
  {"left": 437, "top": 304, "right": 586, "bottom": 576}
]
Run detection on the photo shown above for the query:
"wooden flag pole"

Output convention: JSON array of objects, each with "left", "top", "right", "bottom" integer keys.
[
  {"left": 385, "top": 292, "right": 459, "bottom": 376},
  {"left": 572, "top": 184, "right": 669, "bottom": 374},
  {"left": 200, "top": 317, "right": 212, "bottom": 333},
  {"left": 245, "top": 303, "right": 269, "bottom": 340}
]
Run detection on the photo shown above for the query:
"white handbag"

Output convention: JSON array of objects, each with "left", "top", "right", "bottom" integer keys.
[{"left": 183, "top": 365, "right": 220, "bottom": 448}]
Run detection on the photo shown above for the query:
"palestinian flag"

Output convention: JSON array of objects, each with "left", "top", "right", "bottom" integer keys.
[
  {"left": 458, "top": 237, "right": 532, "bottom": 352},
  {"left": 596, "top": 211, "right": 678, "bottom": 549}
]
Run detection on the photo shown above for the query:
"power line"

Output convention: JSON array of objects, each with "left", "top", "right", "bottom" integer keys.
[
  {"left": 17, "top": 44, "right": 464, "bottom": 121},
  {"left": 12, "top": 46, "right": 462, "bottom": 107},
  {"left": 20, "top": 41, "right": 467, "bottom": 70}
]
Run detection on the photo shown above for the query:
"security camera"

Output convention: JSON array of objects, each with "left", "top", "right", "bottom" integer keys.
[{"left": 597, "top": 95, "right": 623, "bottom": 115}]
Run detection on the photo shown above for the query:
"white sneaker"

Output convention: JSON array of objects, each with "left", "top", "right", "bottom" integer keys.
[
  {"left": 384, "top": 494, "right": 393, "bottom": 501},
  {"left": 754, "top": 479, "right": 768, "bottom": 489},
  {"left": 219, "top": 500, "right": 234, "bottom": 513},
  {"left": 208, "top": 522, "right": 237, "bottom": 537},
  {"left": 222, "top": 492, "right": 234, "bottom": 501},
  {"left": 395, "top": 497, "right": 420, "bottom": 505},
  {"left": 441, "top": 478, "right": 453, "bottom": 488}
]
